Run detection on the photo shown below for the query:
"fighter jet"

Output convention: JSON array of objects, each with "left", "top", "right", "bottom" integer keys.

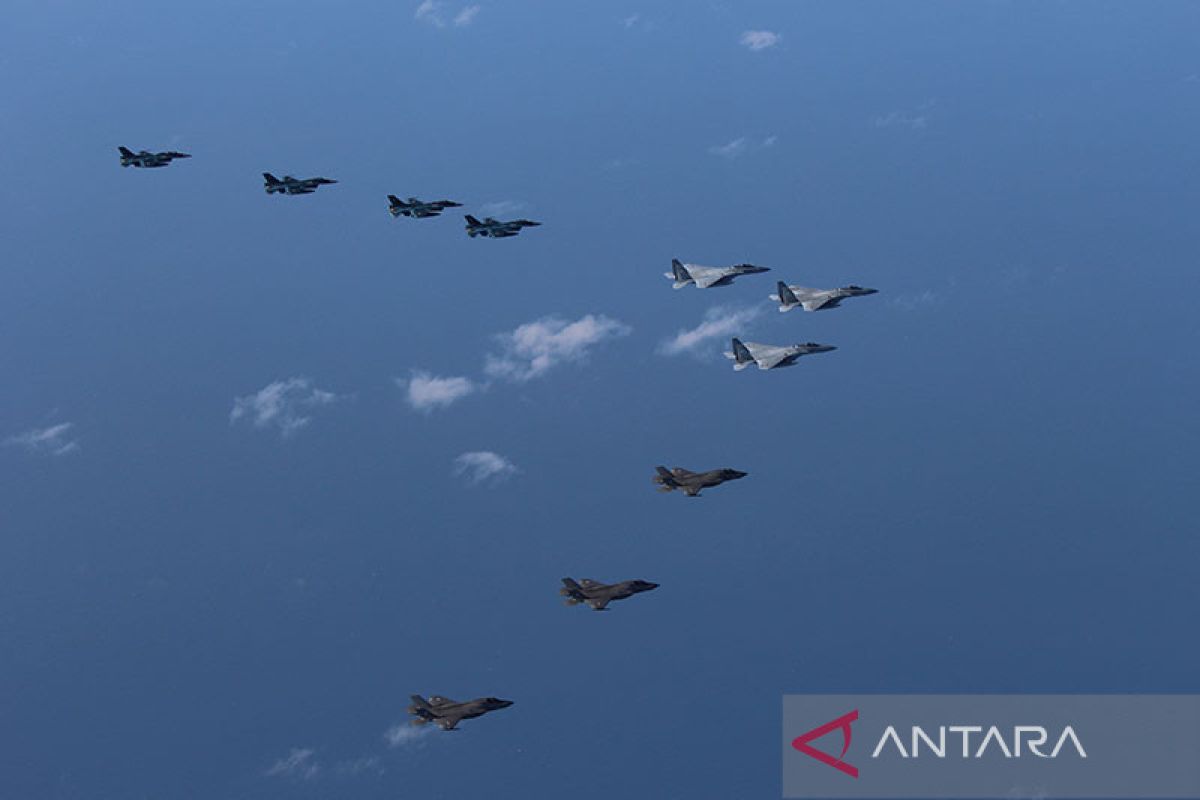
[
  {"left": 560, "top": 577, "right": 659, "bottom": 611},
  {"left": 263, "top": 172, "right": 337, "bottom": 195},
  {"left": 653, "top": 466, "right": 748, "bottom": 497},
  {"left": 464, "top": 214, "right": 541, "bottom": 238},
  {"left": 770, "top": 281, "right": 878, "bottom": 312},
  {"left": 118, "top": 146, "right": 191, "bottom": 168},
  {"left": 387, "top": 195, "right": 463, "bottom": 218},
  {"left": 406, "top": 694, "right": 513, "bottom": 731},
  {"left": 666, "top": 258, "right": 770, "bottom": 289},
  {"left": 725, "top": 337, "right": 836, "bottom": 371}
]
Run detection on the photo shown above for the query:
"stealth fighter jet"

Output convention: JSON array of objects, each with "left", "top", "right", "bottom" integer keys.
[
  {"left": 666, "top": 258, "right": 770, "bottom": 289},
  {"left": 725, "top": 337, "right": 836, "bottom": 371},
  {"left": 770, "top": 281, "right": 878, "bottom": 312},
  {"left": 464, "top": 214, "right": 541, "bottom": 238},
  {"left": 653, "top": 466, "right": 748, "bottom": 497},
  {"left": 118, "top": 146, "right": 191, "bottom": 168},
  {"left": 387, "top": 195, "right": 463, "bottom": 218},
  {"left": 407, "top": 694, "right": 513, "bottom": 731},
  {"left": 263, "top": 172, "right": 337, "bottom": 195},
  {"left": 560, "top": 577, "right": 659, "bottom": 611}
]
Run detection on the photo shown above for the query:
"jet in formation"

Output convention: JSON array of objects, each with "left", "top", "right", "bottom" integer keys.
[
  {"left": 464, "top": 214, "right": 542, "bottom": 238},
  {"left": 263, "top": 173, "right": 338, "bottom": 195},
  {"left": 407, "top": 694, "right": 514, "bottom": 731},
  {"left": 666, "top": 258, "right": 770, "bottom": 289},
  {"left": 770, "top": 281, "right": 878, "bottom": 312},
  {"left": 388, "top": 195, "right": 463, "bottom": 218},
  {"left": 560, "top": 577, "right": 659, "bottom": 611},
  {"left": 726, "top": 337, "right": 836, "bottom": 371},
  {"left": 118, "top": 146, "right": 191, "bottom": 168},
  {"left": 653, "top": 466, "right": 748, "bottom": 497}
]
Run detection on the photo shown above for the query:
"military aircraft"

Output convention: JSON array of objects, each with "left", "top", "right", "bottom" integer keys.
[
  {"left": 560, "top": 577, "right": 659, "bottom": 611},
  {"left": 387, "top": 195, "right": 463, "bottom": 218},
  {"left": 263, "top": 173, "right": 337, "bottom": 195},
  {"left": 118, "top": 146, "right": 191, "bottom": 168},
  {"left": 464, "top": 214, "right": 541, "bottom": 238},
  {"left": 770, "top": 281, "right": 878, "bottom": 312},
  {"left": 725, "top": 337, "right": 836, "bottom": 371},
  {"left": 665, "top": 258, "right": 770, "bottom": 289},
  {"left": 653, "top": 466, "right": 748, "bottom": 497},
  {"left": 407, "top": 694, "right": 513, "bottom": 731}
]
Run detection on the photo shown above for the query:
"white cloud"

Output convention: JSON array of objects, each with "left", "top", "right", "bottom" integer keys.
[
  {"left": 622, "top": 13, "right": 641, "bottom": 28},
  {"left": 874, "top": 111, "right": 928, "bottom": 130},
  {"left": 479, "top": 199, "right": 526, "bottom": 217},
  {"left": 4, "top": 422, "right": 79, "bottom": 456},
  {"left": 454, "top": 451, "right": 518, "bottom": 484},
  {"left": 658, "top": 305, "right": 762, "bottom": 356},
  {"left": 414, "top": 0, "right": 444, "bottom": 26},
  {"left": 740, "top": 30, "right": 781, "bottom": 51},
  {"left": 385, "top": 723, "right": 433, "bottom": 748},
  {"left": 454, "top": 4, "right": 481, "bottom": 25},
  {"left": 265, "top": 748, "right": 320, "bottom": 780},
  {"left": 400, "top": 372, "right": 477, "bottom": 412},
  {"left": 485, "top": 314, "right": 631, "bottom": 381},
  {"left": 230, "top": 377, "right": 341, "bottom": 437},
  {"left": 762, "top": 134, "right": 778, "bottom": 148},
  {"left": 709, "top": 137, "right": 747, "bottom": 159}
]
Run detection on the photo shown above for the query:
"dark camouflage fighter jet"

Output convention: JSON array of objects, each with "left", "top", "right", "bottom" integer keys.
[
  {"left": 263, "top": 172, "right": 337, "bottom": 195},
  {"left": 407, "top": 694, "right": 513, "bottom": 731},
  {"left": 464, "top": 214, "right": 541, "bottom": 238},
  {"left": 388, "top": 195, "right": 462, "bottom": 218},
  {"left": 653, "top": 466, "right": 748, "bottom": 497},
  {"left": 770, "top": 281, "right": 878, "bottom": 312},
  {"left": 560, "top": 577, "right": 659, "bottom": 611},
  {"left": 118, "top": 146, "right": 191, "bottom": 168}
]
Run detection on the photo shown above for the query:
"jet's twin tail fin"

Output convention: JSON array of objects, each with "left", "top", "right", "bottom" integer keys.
[
  {"left": 775, "top": 281, "right": 800, "bottom": 311},
  {"left": 464, "top": 214, "right": 482, "bottom": 226},
  {"left": 263, "top": 172, "right": 281, "bottom": 184},
  {"left": 118, "top": 146, "right": 135, "bottom": 157},
  {"left": 387, "top": 194, "right": 402, "bottom": 205},
  {"left": 670, "top": 259, "right": 693, "bottom": 288}
]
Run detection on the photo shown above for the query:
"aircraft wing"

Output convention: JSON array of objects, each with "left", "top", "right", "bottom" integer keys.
[
  {"left": 586, "top": 597, "right": 611, "bottom": 611},
  {"left": 435, "top": 713, "right": 465, "bottom": 730},
  {"left": 579, "top": 579, "right": 604, "bottom": 590},
  {"left": 802, "top": 296, "right": 835, "bottom": 311},
  {"left": 686, "top": 266, "right": 728, "bottom": 288},
  {"left": 742, "top": 342, "right": 789, "bottom": 369}
]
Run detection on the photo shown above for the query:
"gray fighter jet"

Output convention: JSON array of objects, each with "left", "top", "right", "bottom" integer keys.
[
  {"left": 263, "top": 172, "right": 337, "bottom": 195},
  {"left": 725, "top": 337, "right": 836, "bottom": 371},
  {"left": 407, "top": 694, "right": 513, "bottom": 731},
  {"left": 666, "top": 258, "right": 770, "bottom": 289},
  {"left": 560, "top": 577, "right": 659, "bottom": 611},
  {"left": 464, "top": 214, "right": 541, "bottom": 238},
  {"left": 118, "top": 146, "right": 191, "bottom": 168},
  {"left": 770, "top": 281, "right": 878, "bottom": 312},
  {"left": 653, "top": 466, "right": 748, "bottom": 497},
  {"left": 388, "top": 195, "right": 463, "bottom": 218}
]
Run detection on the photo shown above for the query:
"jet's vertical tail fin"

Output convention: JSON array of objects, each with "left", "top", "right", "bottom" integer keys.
[
  {"left": 464, "top": 214, "right": 481, "bottom": 226},
  {"left": 409, "top": 694, "right": 432, "bottom": 710},
  {"left": 776, "top": 281, "right": 800, "bottom": 311},
  {"left": 118, "top": 146, "right": 135, "bottom": 158},
  {"left": 730, "top": 338, "right": 754, "bottom": 370},
  {"left": 670, "top": 259, "right": 692, "bottom": 288},
  {"left": 387, "top": 195, "right": 402, "bottom": 205},
  {"left": 263, "top": 172, "right": 280, "bottom": 184},
  {"left": 560, "top": 577, "right": 584, "bottom": 594}
]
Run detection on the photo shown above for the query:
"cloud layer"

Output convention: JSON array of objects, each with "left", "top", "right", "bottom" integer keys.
[
  {"left": 230, "top": 378, "right": 341, "bottom": 436},
  {"left": 265, "top": 748, "right": 320, "bottom": 780},
  {"left": 485, "top": 314, "right": 631, "bottom": 381},
  {"left": 4, "top": 422, "right": 79, "bottom": 456},
  {"left": 658, "top": 306, "right": 762, "bottom": 356},
  {"left": 401, "top": 372, "right": 477, "bottom": 412}
]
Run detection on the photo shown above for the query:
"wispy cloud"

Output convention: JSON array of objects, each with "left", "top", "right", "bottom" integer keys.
[
  {"left": 4, "top": 422, "right": 79, "bottom": 456},
  {"left": 479, "top": 199, "right": 526, "bottom": 217},
  {"left": 454, "top": 451, "right": 518, "bottom": 485},
  {"left": 265, "top": 748, "right": 320, "bottom": 781},
  {"left": 385, "top": 723, "right": 434, "bottom": 748},
  {"left": 740, "top": 30, "right": 781, "bottom": 51},
  {"left": 230, "top": 377, "right": 341, "bottom": 437},
  {"left": 874, "top": 101, "right": 936, "bottom": 131},
  {"left": 708, "top": 135, "right": 777, "bottom": 159},
  {"left": 485, "top": 314, "right": 631, "bottom": 381},
  {"left": 335, "top": 756, "right": 384, "bottom": 777},
  {"left": 400, "top": 372, "right": 477, "bottom": 413},
  {"left": 454, "top": 4, "right": 481, "bottom": 26},
  {"left": 658, "top": 305, "right": 762, "bottom": 356},
  {"left": 622, "top": 12, "right": 641, "bottom": 28}
]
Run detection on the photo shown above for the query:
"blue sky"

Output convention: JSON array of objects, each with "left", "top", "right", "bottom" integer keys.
[{"left": 2, "top": 1, "right": 1199, "bottom": 798}]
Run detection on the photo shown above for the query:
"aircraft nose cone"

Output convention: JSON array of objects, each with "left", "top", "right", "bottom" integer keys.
[
  {"left": 495, "top": 699, "right": 514, "bottom": 708},
  {"left": 729, "top": 470, "right": 748, "bottom": 479},
  {"left": 643, "top": 582, "right": 660, "bottom": 591}
]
